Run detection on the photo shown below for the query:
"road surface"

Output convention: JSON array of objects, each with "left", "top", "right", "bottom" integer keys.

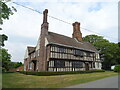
[{"left": 67, "top": 76, "right": 118, "bottom": 88}]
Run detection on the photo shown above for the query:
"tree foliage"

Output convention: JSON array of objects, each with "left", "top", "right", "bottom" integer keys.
[
  {"left": 83, "top": 34, "right": 120, "bottom": 70},
  {"left": 10, "top": 62, "right": 23, "bottom": 68},
  {"left": 0, "top": 48, "right": 23, "bottom": 71},
  {"left": 0, "top": 34, "right": 8, "bottom": 46},
  {"left": 0, "top": 0, "right": 17, "bottom": 26},
  {"left": 0, "top": 48, "right": 11, "bottom": 71},
  {"left": 0, "top": 0, "right": 16, "bottom": 47}
]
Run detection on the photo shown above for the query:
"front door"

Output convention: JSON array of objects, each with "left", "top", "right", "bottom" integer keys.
[
  {"left": 32, "top": 60, "right": 37, "bottom": 71},
  {"left": 85, "top": 63, "right": 89, "bottom": 71}
]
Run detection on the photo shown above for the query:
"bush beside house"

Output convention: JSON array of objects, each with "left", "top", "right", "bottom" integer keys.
[
  {"left": 19, "top": 70, "right": 105, "bottom": 76},
  {"left": 114, "top": 65, "right": 120, "bottom": 72}
]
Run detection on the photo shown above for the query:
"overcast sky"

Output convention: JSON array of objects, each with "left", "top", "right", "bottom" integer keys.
[{"left": 1, "top": 0, "right": 118, "bottom": 63}]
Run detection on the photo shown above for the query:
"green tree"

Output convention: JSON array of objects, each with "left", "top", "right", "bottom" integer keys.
[
  {"left": 0, "top": 48, "right": 11, "bottom": 71},
  {"left": 10, "top": 62, "right": 23, "bottom": 68},
  {"left": 83, "top": 34, "right": 119, "bottom": 70},
  {"left": 0, "top": 34, "right": 8, "bottom": 47},
  {"left": 0, "top": 0, "right": 17, "bottom": 26},
  {"left": 118, "top": 42, "right": 120, "bottom": 47},
  {"left": 0, "top": 0, "right": 16, "bottom": 47}
]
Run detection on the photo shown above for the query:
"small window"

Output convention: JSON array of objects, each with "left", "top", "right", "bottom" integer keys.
[
  {"left": 38, "top": 50, "right": 40, "bottom": 56},
  {"left": 34, "top": 52, "right": 36, "bottom": 57},
  {"left": 59, "top": 47, "right": 65, "bottom": 53},
  {"left": 49, "top": 61, "right": 54, "bottom": 67},
  {"left": 72, "top": 61, "right": 83, "bottom": 68},
  {"left": 55, "top": 60, "right": 65, "bottom": 68},
  {"left": 86, "top": 52, "right": 90, "bottom": 57},
  {"left": 65, "top": 61, "right": 69, "bottom": 67},
  {"left": 29, "top": 62, "right": 32, "bottom": 70},
  {"left": 74, "top": 50, "right": 84, "bottom": 57}
]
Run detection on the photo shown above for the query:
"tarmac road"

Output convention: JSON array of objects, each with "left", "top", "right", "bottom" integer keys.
[{"left": 67, "top": 75, "right": 118, "bottom": 88}]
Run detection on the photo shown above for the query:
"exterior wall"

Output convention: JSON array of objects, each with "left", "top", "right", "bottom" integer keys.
[
  {"left": 24, "top": 48, "right": 40, "bottom": 71},
  {"left": 24, "top": 44, "right": 101, "bottom": 72},
  {"left": 24, "top": 58, "right": 29, "bottom": 71},
  {"left": 38, "top": 22, "right": 48, "bottom": 71},
  {"left": 47, "top": 44, "right": 102, "bottom": 71},
  {"left": 49, "top": 45, "right": 95, "bottom": 61}
]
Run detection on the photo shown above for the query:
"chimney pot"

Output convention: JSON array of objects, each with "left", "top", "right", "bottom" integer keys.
[
  {"left": 43, "top": 9, "right": 48, "bottom": 14},
  {"left": 43, "top": 9, "right": 48, "bottom": 23}
]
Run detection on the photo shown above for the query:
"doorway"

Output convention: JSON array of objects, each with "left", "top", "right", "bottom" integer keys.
[{"left": 85, "top": 63, "right": 89, "bottom": 71}]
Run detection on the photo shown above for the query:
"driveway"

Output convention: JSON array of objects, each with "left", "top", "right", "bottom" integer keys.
[{"left": 67, "top": 75, "right": 118, "bottom": 88}]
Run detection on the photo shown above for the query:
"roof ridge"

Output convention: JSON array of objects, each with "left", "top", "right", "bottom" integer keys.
[{"left": 48, "top": 31, "right": 73, "bottom": 39}]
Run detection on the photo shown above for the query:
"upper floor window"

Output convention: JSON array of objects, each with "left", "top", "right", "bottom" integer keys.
[
  {"left": 59, "top": 47, "right": 65, "bottom": 53},
  {"left": 86, "top": 52, "right": 91, "bottom": 57},
  {"left": 74, "top": 49, "right": 84, "bottom": 57}
]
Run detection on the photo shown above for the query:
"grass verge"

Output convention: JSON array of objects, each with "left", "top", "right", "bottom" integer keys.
[{"left": 2, "top": 71, "right": 118, "bottom": 88}]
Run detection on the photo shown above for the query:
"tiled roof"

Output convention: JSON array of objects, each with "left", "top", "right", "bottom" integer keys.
[{"left": 47, "top": 32, "right": 98, "bottom": 52}]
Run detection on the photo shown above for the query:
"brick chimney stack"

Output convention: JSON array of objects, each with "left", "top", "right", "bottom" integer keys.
[
  {"left": 41, "top": 9, "right": 49, "bottom": 35},
  {"left": 39, "top": 9, "right": 49, "bottom": 71},
  {"left": 72, "top": 22, "right": 82, "bottom": 42},
  {"left": 43, "top": 9, "right": 48, "bottom": 23}
]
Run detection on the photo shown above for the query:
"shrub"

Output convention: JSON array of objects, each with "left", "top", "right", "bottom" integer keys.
[
  {"left": 2, "top": 67, "right": 6, "bottom": 72},
  {"left": 114, "top": 65, "right": 120, "bottom": 72},
  {"left": 19, "top": 70, "right": 105, "bottom": 76}
]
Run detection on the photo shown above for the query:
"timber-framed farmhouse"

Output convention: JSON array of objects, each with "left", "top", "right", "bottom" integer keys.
[{"left": 24, "top": 9, "right": 102, "bottom": 71}]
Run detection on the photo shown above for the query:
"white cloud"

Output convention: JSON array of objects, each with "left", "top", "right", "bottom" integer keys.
[{"left": 1, "top": 1, "right": 118, "bottom": 62}]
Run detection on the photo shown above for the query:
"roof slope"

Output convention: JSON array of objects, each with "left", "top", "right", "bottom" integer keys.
[
  {"left": 27, "top": 46, "right": 35, "bottom": 54},
  {"left": 47, "top": 32, "right": 97, "bottom": 52}
]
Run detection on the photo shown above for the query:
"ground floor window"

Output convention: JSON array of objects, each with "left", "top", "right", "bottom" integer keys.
[
  {"left": 54, "top": 60, "right": 65, "bottom": 68},
  {"left": 48, "top": 59, "right": 85, "bottom": 71},
  {"left": 72, "top": 61, "right": 83, "bottom": 68},
  {"left": 29, "top": 62, "right": 32, "bottom": 70}
]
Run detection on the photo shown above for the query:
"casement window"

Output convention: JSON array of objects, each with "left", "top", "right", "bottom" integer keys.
[
  {"left": 49, "top": 61, "right": 54, "bottom": 67},
  {"left": 34, "top": 52, "right": 35, "bottom": 57},
  {"left": 51, "top": 46, "right": 55, "bottom": 51},
  {"left": 74, "top": 50, "right": 84, "bottom": 57},
  {"left": 67, "top": 48, "right": 73, "bottom": 54},
  {"left": 59, "top": 47, "right": 65, "bottom": 53},
  {"left": 97, "top": 62, "right": 99, "bottom": 68},
  {"left": 86, "top": 52, "right": 90, "bottom": 57},
  {"left": 54, "top": 47, "right": 57, "bottom": 52},
  {"left": 29, "top": 62, "right": 32, "bottom": 70},
  {"left": 50, "top": 46, "right": 53, "bottom": 51},
  {"left": 54, "top": 60, "right": 65, "bottom": 68},
  {"left": 38, "top": 50, "right": 40, "bottom": 56},
  {"left": 65, "top": 61, "right": 69, "bottom": 67},
  {"left": 72, "top": 61, "right": 83, "bottom": 68}
]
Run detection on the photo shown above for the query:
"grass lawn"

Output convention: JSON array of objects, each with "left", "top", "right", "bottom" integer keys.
[{"left": 2, "top": 71, "right": 118, "bottom": 88}]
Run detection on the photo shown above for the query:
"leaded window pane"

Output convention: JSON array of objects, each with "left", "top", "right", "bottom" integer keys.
[{"left": 55, "top": 60, "right": 65, "bottom": 68}]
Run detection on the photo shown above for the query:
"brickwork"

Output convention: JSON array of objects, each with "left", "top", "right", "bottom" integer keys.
[
  {"left": 72, "top": 22, "right": 82, "bottom": 42},
  {"left": 38, "top": 9, "right": 49, "bottom": 71}
]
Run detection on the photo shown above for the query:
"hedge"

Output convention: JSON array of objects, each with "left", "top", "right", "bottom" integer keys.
[
  {"left": 19, "top": 70, "right": 105, "bottom": 76},
  {"left": 114, "top": 65, "right": 120, "bottom": 72}
]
